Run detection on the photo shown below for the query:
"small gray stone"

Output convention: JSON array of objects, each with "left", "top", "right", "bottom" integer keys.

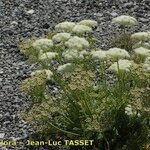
[
  {"left": 94, "top": 13, "right": 103, "bottom": 17},
  {"left": 26, "top": 9, "right": 35, "bottom": 15},
  {"left": 123, "top": 2, "right": 134, "bottom": 8},
  {"left": 0, "top": 133, "right": 5, "bottom": 138},
  {"left": 0, "top": 69, "right": 3, "bottom": 74},
  {"left": 11, "top": 21, "right": 18, "bottom": 26},
  {"left": 139, "top": 18, "right": 149, "bottom": 23},
  {"left": 111, "top": 12, "right": 118, "bottom": 17}
]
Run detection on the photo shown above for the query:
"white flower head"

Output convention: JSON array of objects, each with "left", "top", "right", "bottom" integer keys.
[
  {"left": 133, "top": 42, "right": 150, "bottom": 49},
  {"left": 91, "top": 50, "right": 107, "bottom": 60},
  {"left": 65, "top": 36, "right": 89, "bottom": 50},
  {"left": 72, "top": 24, "right": 92, "bottom": 34},
  {"left": 55, "top": 22, "right": 76, "bottom": 32},
  {"left": 32, "top": 39, "right": 53, "bottom": 51},
  {"left": 143, "top": 63, "right": 150, "bottom": 73},
  {"left": 125, "top": 105, "right": 140, "bottom": 116},
  {"left": 134, "top": 47, "right": 150, "bottom": 57},
  {"left": 79, "top": 50, "right": 89, "bottom": 59},
  {"left": 52, "top": 33, "right": 71, "bottom": 43},
  {"left": 31, "top": 69, "right": 53, "bottom": 80},
  {"left": 108, "top": 59, "right": 133, "bottom": 73},
  {"left": 107, "top": 48, "right": 130, "bottom": 59},
  {"left": 112, "top": 15, "right": 138, "bottom": 27},
  {"left": 143, "top": 57, "right": 150, "bottom": 72},
  {"left": 78, "top": 19, "right": 98, "bottom": 28},
  {"left": 57, "top": 63, "right": 74, "bottom": 73},
  {"left": 62, "top": 49, "right": 79, "bottom": 60},
  {"left": 39, "top": 52, "right": 58, "bottom": 61},
  {"left": 62, "top": 49, "right": 88, "bottom": 60},
  {"left": 131, "top": 32, "right": 150, "bottom": 41},
  {"left": 125, "top": 105, "right": 133, "bottom": 115},
  {"left": 93, "top": 85, "right": 101, "bottom": 91},
  {"left": 144, "top": 57, "right": 150, "bottom": 64}
]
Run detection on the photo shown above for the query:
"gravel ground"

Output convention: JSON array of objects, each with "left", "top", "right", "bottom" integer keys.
[{"left": 0, "top": 0, "right": 149, "bottom": 149}]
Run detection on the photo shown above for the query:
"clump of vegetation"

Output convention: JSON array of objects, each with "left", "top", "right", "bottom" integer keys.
[{"left": 20, "top": 16, "right": 150, "bottom": 149}]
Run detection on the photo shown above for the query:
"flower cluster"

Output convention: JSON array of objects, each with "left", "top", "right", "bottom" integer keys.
[
  {"left": 133, "top": 41, "right": 150, "bottom": 50},
  {"left": 52, "top": 33, "right": 71, "bottom": 43},
  {"left": 112, "top": 15, "right": 138, "bottom": 27},
  {"left": 23, "top": 19, "right": 98, "bottom": 64},
  {"left": 20, "top": 72, "right": 47, "bottom": 94},
  {"left": 67, "top": 67, "right": 95, "bottom": 91},
  {"left": 143, "top": 57, "right": 150, "bottom": 73},
  {"left": 78, "top": 19, "right": 98, "bottom": 28},
  {"left": 62, "top": 49, "right": 88, "bottom": 61},
  {"left": 65, "top": 36, "right": 89, "bottom": 50},
  {"left": 32, "top": 39, "right": 53, "bottom": 52},
  {"left": 72, "top": 24, "right": 92, "bottom": 34},
  {"left": 55, "top": 21, "right": 76, "bottom": 32},
  {"left": 131, "top": 32, "right": 150, "bottom": 42},
  {"left": 62, "top": 49, "right": 79, "bottom": 60},
  {"left": 57, "top": 63, "right": 74, "bottom": 73},
  {"left": 125, "top": 105, "right": 140, "bottom": 116},
  {"left": 31, "top": 69, "right": 53, "bottom": 80},
  {"left": 91, "top": 50, "right": 107, "bottom": 60},
  {"left": 107, "top": 48, "right": 130, "bottom": 59},
  {"left": 134, "top": 47, "right": 150, "bottom": 57},
  {"left": 39, "top": 52, "right": 58, "bottom": 61},
  {"left": 108, "top": 59, "right": 134, "bottom": 72},
  {"left": 55, "top": 20, "right": 98, "bottom": 34}
]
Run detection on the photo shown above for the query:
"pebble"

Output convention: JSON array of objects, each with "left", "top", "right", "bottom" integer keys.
[
  {"left": 110, "top": 12, "right": 118, "bottom": 17},
  {"left": 11, "top": 21, "right": 18, "bottom": 25},
  {"left": 123, "top": 2, "right": 134, "bottom": 8},
  {"left": 0, "top": 133, "right": 5, "bottom": 138},
  {"left": 26, "top": 9, "right": 35, "bottom": 15},
  {"left": 139, "top": 18, "right": 149, "bottom": 23}
]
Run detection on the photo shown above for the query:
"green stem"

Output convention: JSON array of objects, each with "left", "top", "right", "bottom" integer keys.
[
  {"left": 82, "top": 91, "right": 92, "bottom": 116},
  {"left": 102, "top": 61, "right": 107, "bottom": 89},
  {"left": 116, "top": 60, "right": 123, "bottom": 100},
  {"left": 48, "top": 122, "right": 79, "bottom": 136},
  {"left": 61, "top": 113, "right": 74, "bottom": 124}
]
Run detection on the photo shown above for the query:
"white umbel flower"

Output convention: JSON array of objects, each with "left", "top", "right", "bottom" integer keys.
[
  {"left": 125, "top": 105, "right": 133, "bottom": 115},
  {"left": 79, "top": 50, "right": 89, "bottom": 59},
  {"left": 62, "top": 49, "right": 88, "bottom": 60},
  {"left": 134, "top": 47, "right": 150, "bottom": 57},
  {"left": 62, "top": 49, "right": 79, "bottom": 60},
  {"left": 144, "top": 57, "right": 150, "bottom": 64},
  {"left": 55, "top": 22, "right": 76, "bottom": 32},
  {"left": 125, "top": 105, "right": 140, "bottom": 116},
  {"left": 52, "top": 33, "right": 71, "bottom": 43},
  {"left": 72, "top": 25, "right": 92, "bottom": 34},
  {"left": 39, "top": 52, "right": 58, "bottom": 60},
  {"left": 32, "top": 39, "right": 53, "bottom": 51},
  {"left": 91, "top": 50, "right": 107, "bottom": 60},
  {"left": 112, "top": 15, "right": 138, "bottom": 26},
  {"left": 143, "top": 57, "right": 150, "bottom": 72},
  {"left": 57, "top": 63, "right": 74, "bottom": 73},
  {"left": 108, "top": 59, "right": 133, "bottom": 72},
  {"left": 143, "top": 64, "right": 150, "bottom": 73},
  {"left": 131, "top": 32, "right": 150, "bottom": 41},
  {"left": 31, "top": 69, "right": 53, "bottom": 80},
  {"left": 133, "top": 42, "right": 150, "bottom": 49},
  {"left": 65, "top": 36, "right": 89, "bottom": 50},
  {"left": 107, "top": 48, "right": 130, "bottom": 59},
  {"left": 78, "top": 19, "right": 98, "bottom": 28}
]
